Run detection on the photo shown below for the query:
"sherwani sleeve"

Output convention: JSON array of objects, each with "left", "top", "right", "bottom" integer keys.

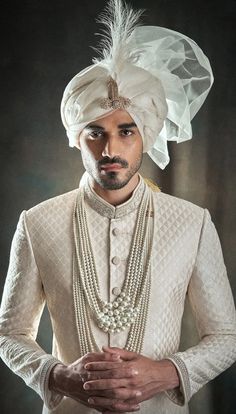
[
  {"left": 166, "top": 209, "right": 236, "bottom": 405},
  {"left": 0, "top": 211, "right": 63, "bottom": 410}
]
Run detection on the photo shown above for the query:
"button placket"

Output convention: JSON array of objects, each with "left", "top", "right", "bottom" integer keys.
[
  {"left": 112, "top": 286, "right": 121, "bottom": 296},
  {"left": 109, "top": 219, "right": 123, "bottom": 301},
  {"left": 112, "top": 227, "right": 120, "bottom": 237},
  {"left": 111, "top": 256, "right": 120, "bottom": 265},
  {"left": 108, "top": 215, "right": 136, "bottom": 349}
]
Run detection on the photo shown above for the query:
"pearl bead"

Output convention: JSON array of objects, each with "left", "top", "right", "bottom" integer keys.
[
  {"left": 73, "top": 185, "right": 153, "bottom": 355},
  {"left": 103, "top": 327, "right": 109, "bottom": 332}
]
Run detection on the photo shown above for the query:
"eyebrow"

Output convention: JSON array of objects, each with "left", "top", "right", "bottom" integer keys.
[
  {"left": 118, "top": 122, "right": 137, "bottom": 129},
  {"left": 85, "top": 122, "right": 137, "bottom": 131}
]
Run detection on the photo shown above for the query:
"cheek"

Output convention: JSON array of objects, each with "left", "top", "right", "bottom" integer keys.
[
  {"left": 81, "top": 139, "right": 102, "bottom": 160},
  {"left": 126, "top": 137, "right": 143, "bottom": 156}
]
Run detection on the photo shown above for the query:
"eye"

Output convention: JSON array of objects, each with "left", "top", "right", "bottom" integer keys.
[
  {"left": 120, "top": 129, "right": 133, "bottom": 137},
  {"left": 88, "top": 130, "right": 104, "bottom": 140}
]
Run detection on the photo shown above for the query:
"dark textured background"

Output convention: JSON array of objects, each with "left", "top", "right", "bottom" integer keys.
[{"left": 0, "top": 0, "right": 236, "bottom": 413}]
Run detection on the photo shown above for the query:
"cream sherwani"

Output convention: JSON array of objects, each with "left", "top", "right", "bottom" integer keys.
[{"left": 0, "top": 176, "right": 236, "bottom": 414}]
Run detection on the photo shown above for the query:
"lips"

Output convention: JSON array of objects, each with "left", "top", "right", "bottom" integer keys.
[{"left": 101, "top": 164, "right": 123, "bottom": 171}]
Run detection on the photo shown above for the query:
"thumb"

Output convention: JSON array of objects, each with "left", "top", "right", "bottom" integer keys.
[{"left": 102, "top": 346, "right": 137, "bottom": 360}]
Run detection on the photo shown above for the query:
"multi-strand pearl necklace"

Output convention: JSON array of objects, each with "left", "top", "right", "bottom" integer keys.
[{"left": 73, "top": 183, "right": 154, "bottom": 355}]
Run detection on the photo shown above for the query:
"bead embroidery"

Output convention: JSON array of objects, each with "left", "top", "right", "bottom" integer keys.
[{"left": 72, "top": 182, "right": 155, "bottom": 354}]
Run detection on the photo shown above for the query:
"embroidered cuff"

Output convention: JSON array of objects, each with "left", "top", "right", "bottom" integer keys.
[
  {"left": 40, "top": 358, "right": 64, "bottom": 410},
  {"left": 164, "top": 354, "right": 191, "bottom": 406}
]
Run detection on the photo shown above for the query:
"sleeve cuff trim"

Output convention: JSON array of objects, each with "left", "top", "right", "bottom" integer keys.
[
  {"left": 165, "top": 354, "right": 191, "bottom": 405},
  {"left": 40, "top": 358, "right": 64, "bottom": 410}
]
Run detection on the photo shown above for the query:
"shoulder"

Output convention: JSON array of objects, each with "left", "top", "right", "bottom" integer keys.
[
  {"left": 152, "top": 190, "right": 205, "bottom": 223},
  {"left": 144, "top": 178, "right": 204, "bottom": 217},
  {"left": 154, "top": 190, "right": 204, "bottom": 210},
  {"left": 25, "top": 188, "right": 78, "bottom": 224}
]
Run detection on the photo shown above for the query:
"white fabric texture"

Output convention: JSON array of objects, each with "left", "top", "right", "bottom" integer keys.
[
  {"left": 0, "top": 177, "right": 236, "bottom": 414},
  {"left": 61, "top": 25, "right": 213, "bottom": 169}
]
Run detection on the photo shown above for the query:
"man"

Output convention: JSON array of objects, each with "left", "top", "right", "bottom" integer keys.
[{"left": 0, "top": 1, "right": 236, "bottom": 413}]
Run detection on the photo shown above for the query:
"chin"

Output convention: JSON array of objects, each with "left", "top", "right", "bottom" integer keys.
[
  {"left": 98, "top": 172, "right": 131, "bottom": 190},
  {"left": 99, "top": 179, "right": 127, "bottom": 190}
]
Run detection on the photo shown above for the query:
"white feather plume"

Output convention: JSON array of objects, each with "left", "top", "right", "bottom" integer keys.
[{"left": 92, "top": 0, "right": 144, "bottom": 75}]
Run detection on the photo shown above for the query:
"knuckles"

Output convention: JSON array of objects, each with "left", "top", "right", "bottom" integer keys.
[
  {"left": 109, "top": 370, "right": 119, "bottom": 379},
  {"left": 128, "top": 376, "right": 138, "bottom": 386},
  {"left": 128, "top": 367, "right": 137, "bottom": 377},
  {"left": 109, "top": 389, "right": 124, "bottom": 398},
  {"left": 86, "top": 372, "right": 95, "bottom": 380},
  {"left": 83, "top": 352, "right": 94, "bottom": 361}
]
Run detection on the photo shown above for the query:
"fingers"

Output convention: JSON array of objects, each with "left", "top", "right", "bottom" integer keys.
[
  {"left": 84, "top": 377, "right": 137, "bottom": 391},
  {"left": 70, "top": 353, "right": 122, "bottom": 384},
  {"left": 84, "top": 361, "right": 135, "bottom": 377},
  {"left": 88, "top": 387, "right": 141, "bottom": 400},
  {"left": 85, "top": 360, "right": 134, "bottom": 372},
  {"left": 83, "top": 352, "right": 121, "bottom": 363},
  {"left": 86, "top": 367, "right": 137, "bottom": 381},
  {"left": 102, "top": 410, "right": 125, "bottom": 414},
  {"left": 88, "top": 396, "right": 140, "bottom": 412},
  {"left": 85, "top": 361, "right": 124, "bottom": 371},
  {"left": 103, "top": 347, "right": 138, "bottom": 361}
]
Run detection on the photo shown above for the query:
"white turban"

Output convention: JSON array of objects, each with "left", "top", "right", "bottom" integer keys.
[{"left": 61, "top": 0, "right": 213, "bottom": 169}]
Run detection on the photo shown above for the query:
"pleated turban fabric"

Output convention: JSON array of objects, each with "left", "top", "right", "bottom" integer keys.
[{"left": 61, "top": 2, "right": 213, "bottom": 169}]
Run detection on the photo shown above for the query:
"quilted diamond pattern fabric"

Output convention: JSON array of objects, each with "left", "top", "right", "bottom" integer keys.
[{"left": 0, "top": 176, "right": 236, "bottom": 414}]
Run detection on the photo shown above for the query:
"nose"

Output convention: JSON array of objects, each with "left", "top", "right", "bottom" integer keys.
[{"left": 101, "top": 135, "right": 120, "bottom": 158}]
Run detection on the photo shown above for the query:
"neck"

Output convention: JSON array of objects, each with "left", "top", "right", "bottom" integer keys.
[{"left": 92, "top": 173, "right": 140, "bottom": 206}]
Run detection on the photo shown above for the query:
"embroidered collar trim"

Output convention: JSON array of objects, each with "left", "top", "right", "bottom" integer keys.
[{"left": 83, "top": 175, "right": 145, "bottom": 219}]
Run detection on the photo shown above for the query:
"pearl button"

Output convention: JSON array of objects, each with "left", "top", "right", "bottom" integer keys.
[
  {"left": 112, "top": 228, "right": 120, "bottom": 236},
  {"left": 112, "top": 287, "right": 121, "bottom": 296},
  {"left": 111, "top": 256, "right": 120, "bottom": 265}
]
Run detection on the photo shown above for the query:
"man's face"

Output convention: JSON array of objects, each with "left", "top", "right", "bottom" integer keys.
[{"left": 78, "top": 109, "right": 143, "bottom": 190}]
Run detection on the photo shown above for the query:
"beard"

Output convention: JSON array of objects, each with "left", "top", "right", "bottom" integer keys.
[
  {"left": 98, "top": 165, "right": 140, "bottom": 190},
  {"left": 82, "top": 154, "right": 142, "bottom": 190}
]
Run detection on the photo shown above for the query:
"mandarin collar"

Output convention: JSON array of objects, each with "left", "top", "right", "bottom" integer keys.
[{"left": 83, "top": 174, "right": 146, "bottom": 219}]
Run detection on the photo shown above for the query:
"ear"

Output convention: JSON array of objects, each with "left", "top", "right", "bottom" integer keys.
[{"left": 75, "top": 134, "right": 81, "bottom": 150}]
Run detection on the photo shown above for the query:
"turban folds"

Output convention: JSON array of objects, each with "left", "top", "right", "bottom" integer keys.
[{"left": 61, "top": 1, "right": 213, "bottom": 169}]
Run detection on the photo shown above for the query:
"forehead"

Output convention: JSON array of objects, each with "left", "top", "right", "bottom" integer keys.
[{"left": 85, "top": 109, "right": 136, "bottom": 129}]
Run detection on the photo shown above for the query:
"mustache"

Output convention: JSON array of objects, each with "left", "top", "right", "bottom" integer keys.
[{"left": 98, "top": 157, "right": 129, "bottom": 168}]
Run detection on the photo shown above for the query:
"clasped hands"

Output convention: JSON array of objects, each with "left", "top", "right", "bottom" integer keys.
[{"left": 49, "top": 346, "right": 179, "bottom": 413}]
